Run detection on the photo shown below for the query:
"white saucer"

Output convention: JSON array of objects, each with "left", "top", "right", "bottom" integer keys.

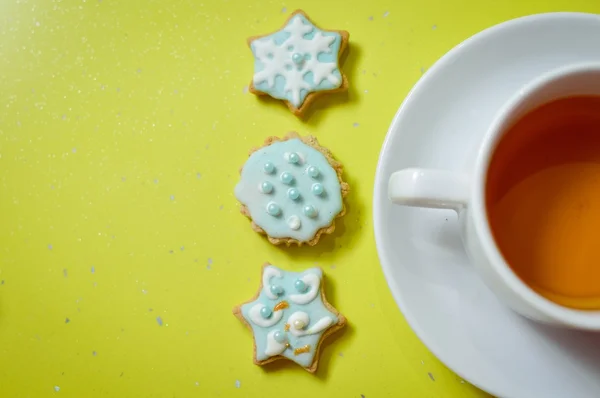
[{"left": 374, "top": 13, "right": 600, "bottom": 398}]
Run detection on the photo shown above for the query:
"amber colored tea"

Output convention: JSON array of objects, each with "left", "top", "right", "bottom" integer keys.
[{"left": 486, "top": 96, "right": 600, "bottom": 309}]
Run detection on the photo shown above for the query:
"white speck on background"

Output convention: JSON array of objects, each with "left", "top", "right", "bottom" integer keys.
[
  {"left": 281, "top": 7, "right": 287, "bottom": 13},
  {"left": 432, "top": 24, "right": 437, "bottom": 30},
  {"left": 353, "top": 122, "right": 359, "bottom": 127},
  {"left": 54, "top": 386, "right": 60, "bottom": 392},
  {"left": 383, "top": 11, "right": 389, "bottom": 17},
  {"left": 235, "top": 380, "right": 241, "bottom": 388},
  {"left": 368, "top": 16, "right": 373, "bottom": 21}
]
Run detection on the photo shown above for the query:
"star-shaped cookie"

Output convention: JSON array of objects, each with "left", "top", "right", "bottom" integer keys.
[
  {"left": 233, "top": 264, "right": 346, "bottom": 373},
  {"left": 247, "top": 10, "right": 350, "bottom": 117}
]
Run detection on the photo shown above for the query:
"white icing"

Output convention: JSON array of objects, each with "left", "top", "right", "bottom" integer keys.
[
  {"left": 263, "top": 267, "right": 283, "bottom": 300},
  {"left": 287, "top": 311, "right": 310, "bottom": 337},
  {"left": 252, "top": 16, "right": 341, "bottom": 107},
  {"left": 305, "top": 316, "right": 334, "bottom": 335},
  {"left": 289, "top": 273, "right": 320, "bottom": 304},
  {"left": 248, "top": 303, "right": 284, "bottom": 328},
  {"left": 265, "top": 330, "right": 287, "bottom": 356},
  {"left": 287, "top": 215, "right": 301, "bottom": 230},
  {"left": 286, "top": 311, "right": 334, "bottom": 337},
  {"left": 262, "top": 266, "right": 282, "bottom": 299}
]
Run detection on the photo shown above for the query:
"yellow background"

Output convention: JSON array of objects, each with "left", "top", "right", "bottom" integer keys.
[{"left": 1, "top": 1, "right": 599, "bottom": 397}]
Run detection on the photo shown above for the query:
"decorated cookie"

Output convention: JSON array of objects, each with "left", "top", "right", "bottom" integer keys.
[
  {"left": 233, "top": 264, "right": 346, "bottom": 373},
  {"left": 247, "top": 10, "right": 349, "bottom": 117},
  {"left": 234, "top": 132, "right": 349, "bottom": 246}
]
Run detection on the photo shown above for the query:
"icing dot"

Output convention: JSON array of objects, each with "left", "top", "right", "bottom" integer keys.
[
  {"left": 311, "top": 183, "right": 324, "bottom": 196},
  {"left": 307, "top": 166, "right": 320, "bottom": 178},
  {"left": 295, "top": 279, "right": 307, "bottom": 292},
  {"left": 293, "top": 319, "right": 306, "bottom": 330},
  {"left": 264, "top": 162, "right": 275, "bottom": 174},
  {"left": 266, "top": 202, "right": 281, "bottom": 216},
  {"left": 287, "top": 188, "right": 300, "bottom": 200},
  {"left": 292, "top": 52, "right": 303, "bottom": 65},
  {"left": 288, "top": 152, "right": 300, "bottom": 164},
  {"left": 280, "top": 172, "right": 294, "bottom": 185},
  {"left": 287, "top": 215, "right": 301, "bottom": 230},
  {"left": 303, "top": 204, "right": 318, "bottom": 218},
  {"left": 260, "top": 181, "right": 274, "bottom": 194},
  {"left": 270, "top": 285, "right": 284, "bottom": 296},
  {"left": 274, "top": 330, "right": 287, "bottom": 343},
  {"left": 260, "top": 306, "right": 273, "bottom": 319}
]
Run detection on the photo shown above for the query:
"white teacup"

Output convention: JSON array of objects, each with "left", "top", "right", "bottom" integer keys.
[{"left": 388, "top": 62, "right": 600, "bottom": 330}]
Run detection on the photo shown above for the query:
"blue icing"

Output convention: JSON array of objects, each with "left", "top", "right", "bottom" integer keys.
[
  {"left": 241, "top": 266, "right": 338, "bottom": 368},
  {"left": 271, "top": 30, "right": 291, "bottom": 46},
  {"left": 234, "top": 138, "right": 343, "bottom": 242},
  {"left": 250, "top": 14, "right": 343, "bottom": 108}
]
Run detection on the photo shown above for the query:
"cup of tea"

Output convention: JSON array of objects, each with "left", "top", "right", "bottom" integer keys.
[{"left": 388, "top": 63, "right": 600, "bottom": 330}]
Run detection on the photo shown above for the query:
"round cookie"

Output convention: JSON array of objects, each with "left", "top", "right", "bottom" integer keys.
[{"left": 234, "top": 132, "right": 349, "bottom": 246}]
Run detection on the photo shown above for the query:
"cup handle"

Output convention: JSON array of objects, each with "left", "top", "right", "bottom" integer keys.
[{"left": 388, "top": 168, "right": 470, "bottom": 212}]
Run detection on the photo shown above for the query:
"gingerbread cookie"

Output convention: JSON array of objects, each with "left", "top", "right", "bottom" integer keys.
[
  {"left": 234, "top": 132, "right": 349, "bottom": 246},
  {"left": 233, "top": 264, "right": 346, "bottom": 373},
  {"left": 247, "top": 10, "right": 349, "bottom": 117}
]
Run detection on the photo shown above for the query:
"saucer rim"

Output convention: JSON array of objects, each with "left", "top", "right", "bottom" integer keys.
[{"left": 373, "top": 11, "right": 600, "bottom": 398}]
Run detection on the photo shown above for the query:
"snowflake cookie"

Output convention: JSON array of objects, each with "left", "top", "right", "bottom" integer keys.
[
  {"left": 233, "top": 264, "right": 346, "bottom": 373},
  {"left": 234, "top": 132, "right": 349, "bottom": 246},
  {"left": 247, "top": 10, "right": 349, "bottom": 117}
]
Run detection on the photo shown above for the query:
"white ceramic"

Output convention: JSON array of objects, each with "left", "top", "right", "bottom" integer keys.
[
  {"left": 389, "top": 62, "right": 600, "bottom": 330},
  {"left": 374, "top": 13, "right": 600, "bottom": 398}
]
